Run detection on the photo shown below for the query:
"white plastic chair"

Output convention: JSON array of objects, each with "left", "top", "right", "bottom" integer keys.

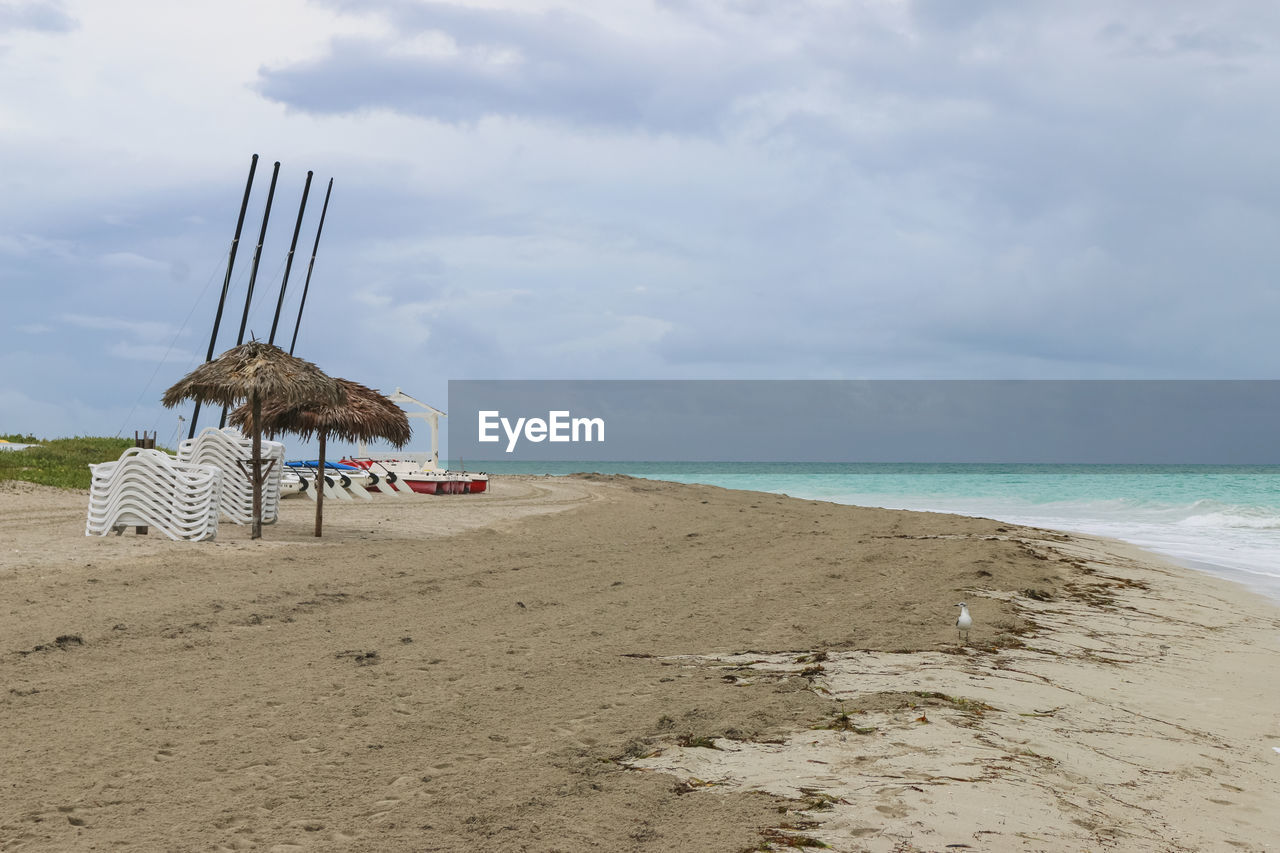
[
  {"left": 86, "top": 448, "right": 222, "bottom": 541},
  {"left": 177, "top": 427, "right": 285, "bottom": 525}
]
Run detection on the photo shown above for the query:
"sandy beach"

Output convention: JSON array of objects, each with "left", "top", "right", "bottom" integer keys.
[{"left": 2, "top": 474, "right": 1279, "bottom": 852}]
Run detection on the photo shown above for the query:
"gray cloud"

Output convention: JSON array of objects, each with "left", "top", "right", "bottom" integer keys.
[
  {"left": 7, "top": 0, "right": 1280, "bottom": 443},
  {"left": 0, "top": 1, "right": 76, "bottom": 33},
  {"left": 258, "top": 2, "right": 760, "bottom": 131}
]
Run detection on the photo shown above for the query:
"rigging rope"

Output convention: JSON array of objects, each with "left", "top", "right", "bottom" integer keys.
[{"left": 114, "top": 249, "right": 230, "bottom": 439}]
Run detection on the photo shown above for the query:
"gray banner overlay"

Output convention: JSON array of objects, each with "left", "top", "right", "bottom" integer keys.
[{"left": 447, "top": 380, "right": 1280, "bottom": 463}]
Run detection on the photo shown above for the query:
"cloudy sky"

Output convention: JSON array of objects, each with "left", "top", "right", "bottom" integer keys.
[{"left": 3, "top": 0, "right": 1278, "bottom": 452}]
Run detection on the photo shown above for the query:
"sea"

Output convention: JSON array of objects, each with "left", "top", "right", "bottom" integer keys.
[{"left": 465, "top": 461, "right": 1280, "bottom": 602}]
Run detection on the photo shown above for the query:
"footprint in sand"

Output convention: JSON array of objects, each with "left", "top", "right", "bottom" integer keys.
[
  {"left": 57, "top": 805, "right": 90, "bottom": 828},
  {"left": 20, "top": 803, "right": 101, "bottom": 831},
  {"left": 212, "top": 813, "right": 250, "bottom": 831},
  {"left": 874, "top": 801, "right": 911, "bottom": 819},
  {"left": 212, "top": 842, "right": 258, "bottom": 852},
  {"left": 265, "top": 819, "right": 344, "bottom": 846},
  {"left": 359, "top": 795, "right": 404, "bottom": 822},
  {"left": 289, "top": 734, "right": 329, "bottom": 755},
  {"left": 215, "top": 824, "right": 261, "bottom": 851}
]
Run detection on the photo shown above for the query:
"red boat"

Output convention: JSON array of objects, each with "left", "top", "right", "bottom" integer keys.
[
  {"left": 341, "top": 389, "right": 488, "bottom": 495},
  {"left": 340, "top": 457, "right": 489, "bottom": 495}
]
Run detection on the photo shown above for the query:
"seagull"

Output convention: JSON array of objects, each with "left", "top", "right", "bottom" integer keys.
[{"left": 955, "top": 602, "right": 973, "bottom": 644}]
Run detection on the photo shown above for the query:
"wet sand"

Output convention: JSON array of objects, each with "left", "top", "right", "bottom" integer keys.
[{"left": 2, "top": 475, "right": 1278, "bottom": 851}]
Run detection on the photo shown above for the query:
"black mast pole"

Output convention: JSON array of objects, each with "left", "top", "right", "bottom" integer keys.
[
  {"left": 269, "top": 170, "right": 313, "bottom": 346},
  {"left": 234, "top": 160, "right": 281, "bottom": 346},
  {"left": 189, "top": 154, "right": 257, "bottom": 440},
  {"left": 220, "top": 160, "right": 281, "bottom": 428},
  {"left": 289, "top": 177, "right": 333, "bottom": 356}
]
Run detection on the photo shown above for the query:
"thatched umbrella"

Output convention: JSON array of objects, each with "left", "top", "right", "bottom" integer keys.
[
  {"left": 230, "top": 378, "right": 411, "bottom": 537},
  {"left": 162, "top": 340, "right": 345, "bottom": 539}
]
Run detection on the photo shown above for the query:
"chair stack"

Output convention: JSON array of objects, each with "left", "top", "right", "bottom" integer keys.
[
  {"left": 86, "top": 448, "right": 223, "bottom": 541},
  {"left": 177, "top": 427, "right": 285, "bottom": 525}
]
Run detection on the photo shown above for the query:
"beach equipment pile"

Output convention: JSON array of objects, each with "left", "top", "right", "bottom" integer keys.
[
  {"left": 230, "top": 376, "right": 410, "bottom": 537},
  {"left": 178, "top": 427, "right": 285, "bottom": 526},
  {"left": 84, "top": 427, "right": 285, "bottom": 541},
  {"left": 162, "top": 340, "right": 345, "bottom": 539},
  {"left": 85, "top": 448, "right": 223, "bottom": 541}
]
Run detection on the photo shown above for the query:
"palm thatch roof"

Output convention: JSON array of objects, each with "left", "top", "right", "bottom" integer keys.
[
  {"left": 229, "top": 378, "right": 412, "bottom": 447},
  {"left": 162, "top": 341, "right": 345, "bottom": 409}
]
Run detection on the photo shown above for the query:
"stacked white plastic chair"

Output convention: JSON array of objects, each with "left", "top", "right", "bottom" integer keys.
[
  {"left": 177, "top": 427, "right": 285, "bottom": 525},
  {"left": 86, "top": 448, "right": 222, "bottom": 541}
]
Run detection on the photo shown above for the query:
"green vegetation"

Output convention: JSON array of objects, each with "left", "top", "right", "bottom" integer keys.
[
  {"left": 813, "top": 705, "right": 877, "bottom": 734},
  {"left": 755, "top": 828, "right": 829, "bottom": 849},
  {"left": 0, "top": 436, "right": 140, "bottom": 490},
  {"left": 907, "top": 690, "right": 999, "bottom": 715},
  {"left": 677, "top": 733, "right": 722, "bottom": 750}
]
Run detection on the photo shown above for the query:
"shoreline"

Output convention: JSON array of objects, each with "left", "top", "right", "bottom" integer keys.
[
  {"left": 628, "top": 527, "right": 1280, "bottom": 850},
  {"left": 3, "top": 474, "right": 1279, "bottom": 851},
  {"left": 621, "top": 474, "right": 1280, "bottom": 608},
  {"left": 473, "top": 463, "right": 1280, "bottom": 606}
]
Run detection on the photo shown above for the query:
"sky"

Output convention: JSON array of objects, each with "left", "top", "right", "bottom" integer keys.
[{"left": 2, "top": 0, "right": 1279, "bottom": 456}]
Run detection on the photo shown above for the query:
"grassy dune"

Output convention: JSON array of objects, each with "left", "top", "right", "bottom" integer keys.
[{"left": 0, "top": 436, "right": 140, "bottom": 490}]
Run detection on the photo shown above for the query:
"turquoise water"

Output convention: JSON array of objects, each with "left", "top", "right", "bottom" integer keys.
[{"left": 462, "top": 461, "right": 1280, "bottom": 600}]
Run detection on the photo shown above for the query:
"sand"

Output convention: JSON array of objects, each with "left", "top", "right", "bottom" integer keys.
[{"left": 2, "top": 474, "right": 1279, "bottom": 851}]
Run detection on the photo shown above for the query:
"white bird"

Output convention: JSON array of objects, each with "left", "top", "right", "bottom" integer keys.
[{"left": 955, "top": 602, "right": 973, "bottom": 644}]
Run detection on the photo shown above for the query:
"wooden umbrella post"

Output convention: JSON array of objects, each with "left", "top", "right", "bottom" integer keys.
[
  {"left": 223, "top": 375, "right": 407, "bottom": 540},
  {"left": 314, "top": 431, "right": 326, "bottom": 538},
  {"left": 251, "top": 393, "right": 263, "bottom": 540}
]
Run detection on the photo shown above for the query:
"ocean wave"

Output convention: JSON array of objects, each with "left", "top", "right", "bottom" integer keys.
[
  {"left": 830, "top": 494, "right": 1280, "bottom": 530},
  {"left": 1174, "top": 506, "right": 1280, "bottom": 530},
  {"left": 1034, "top": 499, "right": 1280, "bottom": 531}
]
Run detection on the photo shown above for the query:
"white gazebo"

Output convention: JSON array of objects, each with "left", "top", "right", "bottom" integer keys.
[{"left": 357, "top": 388, "right": 446, "bottom": 469}]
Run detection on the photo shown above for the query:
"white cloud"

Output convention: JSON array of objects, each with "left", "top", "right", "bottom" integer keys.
[
  {"left": 107, "top": 342, "right": 195, "bottom": 362},
  {"left": 60, "top": 313, "right": 184, "bottom": 342},
  {"left": 352, "top": 287, "right": 393, "bottom": 309},
  {"left": 99, "top": 251, "right": 169, "bottom": 272},
  {"left": 0, "top": 232, "right": 75, "bottom": 259},
  {"left": 548, "top": 313, "right": 674, "bottom": 355},
  {"left": 0, "top": 1, "right": 77, "bottom": 33}
]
